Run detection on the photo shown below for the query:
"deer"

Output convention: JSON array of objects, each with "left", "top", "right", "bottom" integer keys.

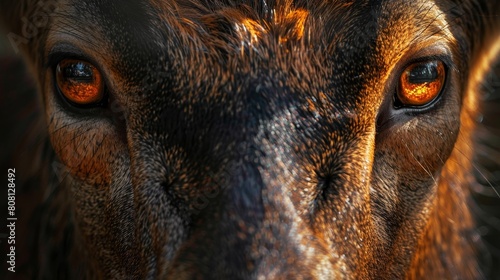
[{"left": 1, "top": 0, "right": 500, "bottom": 279}]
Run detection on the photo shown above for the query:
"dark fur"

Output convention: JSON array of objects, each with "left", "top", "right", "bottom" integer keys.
[{"left": 1, "top": 0, "right": 500, "bottom": 279}]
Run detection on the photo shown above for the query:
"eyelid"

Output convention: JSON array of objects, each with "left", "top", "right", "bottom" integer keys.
[
  {"left": 46, "top": 44, "right": 88, "bottom": 68},
  {"left": 398, "top": 55, "right": 451, "bottom": 76},
  {"left": 397, "top": 43, "right": 455, "bottom": 74},
  {"left": 46, "top": 44, "right": 110, "bottom": 78}
]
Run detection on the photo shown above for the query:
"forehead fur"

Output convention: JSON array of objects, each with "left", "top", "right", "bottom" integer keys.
[
  {"left": 55, "top": 0, "right": 380, "bottom": 54},
  {"left": 51, "top": 0, "right": 461, "bottom": 77}
]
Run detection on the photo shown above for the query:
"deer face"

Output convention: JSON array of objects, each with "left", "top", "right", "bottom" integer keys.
[{"left": 2, "top": 0, "right": 499, "bottom": 278}]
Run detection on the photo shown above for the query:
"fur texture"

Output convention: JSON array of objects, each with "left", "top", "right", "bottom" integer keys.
[{"left": 1, "top": 0, "right": 500, "bottom": 279}]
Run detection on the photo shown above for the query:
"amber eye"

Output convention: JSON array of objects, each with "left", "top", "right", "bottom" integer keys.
[
  {"left": 56, "top": 59, "right": 105, "bottom": 106},
  {"left": 397, "top": 60, "right": 445, "bottom": 107}
]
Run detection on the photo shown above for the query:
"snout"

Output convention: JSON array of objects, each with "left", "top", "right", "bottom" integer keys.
[
  {"left": 127, "top": 73, "right": 378, "bottom": 279},
  {"left": 164, "top": 161, "right": 338, "bottom": 279}
]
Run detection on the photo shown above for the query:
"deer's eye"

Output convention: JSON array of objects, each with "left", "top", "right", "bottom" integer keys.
[
  {"left": 396, "top": 60, "right": 445, "bottom": 107},
  {"left": 56, "top": 59, "right": 105, "bottom": 106}
]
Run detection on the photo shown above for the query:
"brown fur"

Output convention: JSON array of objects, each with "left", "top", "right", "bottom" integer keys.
[{"left": 0, "top": 0, "right": 499, "bottom": 279}]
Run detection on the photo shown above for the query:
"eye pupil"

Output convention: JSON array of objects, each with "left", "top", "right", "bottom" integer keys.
[
  {"left": 408, "top": 63, "right": 439, "bottom": 84},
  {"left": 56, "top": 59, "right": 105, "bottom": 106}
]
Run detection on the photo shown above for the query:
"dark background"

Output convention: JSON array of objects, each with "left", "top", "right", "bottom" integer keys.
[{"left": 473, "top": 61, "right": 500, "bottom": 278}]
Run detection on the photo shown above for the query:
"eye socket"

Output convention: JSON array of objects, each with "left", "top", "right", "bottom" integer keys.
[
  {"left": 55, "top": 59, "right": 105, "bottom": 106},
  {"left": 396, "top": 60, "right": 445, "bottom": 107}
]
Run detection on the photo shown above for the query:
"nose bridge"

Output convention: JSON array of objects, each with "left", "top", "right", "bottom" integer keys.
[
  {"left": 159, "top": 72, "right": 378, "bottom": 277},
  {"left": 168, "top": 156, "right": 336, "bottom": 278},
  {"left": 156, "top": 48, "right": 374, "bottom": 277},
  {"left": 223, "top": 154, "right": 302, "bottom": 233}
]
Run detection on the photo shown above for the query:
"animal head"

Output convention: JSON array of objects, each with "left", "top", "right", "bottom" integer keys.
[{"left": 1, "top": 0, "right": 499, "bottom": 278}]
